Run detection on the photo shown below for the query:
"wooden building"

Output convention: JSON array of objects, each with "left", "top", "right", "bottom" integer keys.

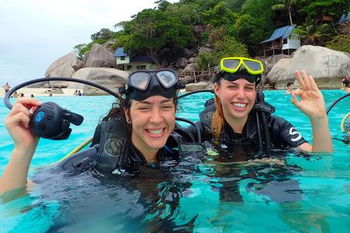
[
  {"left": 114, "top": 47, "right": 156, "bottom": 71},
  {"left": 261, "top": 25, "right": 300, "bottom": 57}
]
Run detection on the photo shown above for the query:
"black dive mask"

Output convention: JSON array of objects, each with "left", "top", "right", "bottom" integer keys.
[{"left": 126, "top": 69, "right": 184, "bottom": 101}]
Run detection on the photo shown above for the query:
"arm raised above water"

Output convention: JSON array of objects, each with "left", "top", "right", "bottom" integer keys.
[
  {"left": 0, "top": 98, "right": 40, "bottom": 195},
  {"left": 291, "top": 70, "right": 333, "bottom": 153}
]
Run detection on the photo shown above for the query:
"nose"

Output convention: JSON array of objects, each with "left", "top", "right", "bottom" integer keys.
[
  {"left": 235, "top": 86, "right": 246, "bottom": 99},
  {"left": 149, "top": 107, "right": 163, "bottom": 124}
]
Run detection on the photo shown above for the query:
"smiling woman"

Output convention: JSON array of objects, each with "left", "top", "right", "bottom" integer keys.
[
  {"left": 182, "top": 57, "right": 333, "bottom": 155},
  {"left": 0, "top": 69, "right": 186, "bottom": 196}
]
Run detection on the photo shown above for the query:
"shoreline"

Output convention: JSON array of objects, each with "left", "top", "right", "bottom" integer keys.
[
  {"left": 1, "top": 87, "right": 348, "bottom": 98},
  {"left": 0, "top": 88, "right": 83, "bottom": 98}
]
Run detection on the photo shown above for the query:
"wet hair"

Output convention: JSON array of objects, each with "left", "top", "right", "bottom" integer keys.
[
  {"left": 212, "top": 95, "right": 225, "bottom": 144},
  {"left": 102, "top": 96, "right": 126, "bottom": 122}
]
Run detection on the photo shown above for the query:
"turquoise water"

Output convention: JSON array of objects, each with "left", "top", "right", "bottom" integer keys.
[{"left": 0, "top": 91, "right": 350, "bottom": 232}]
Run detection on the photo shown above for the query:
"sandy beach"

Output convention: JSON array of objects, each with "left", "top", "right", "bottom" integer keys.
[{"left": 0, "top": 88, "right": 83, "bottom": 98}]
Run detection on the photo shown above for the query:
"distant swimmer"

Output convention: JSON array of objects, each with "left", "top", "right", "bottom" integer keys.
[
  {"left": 2, "top": 82, "right": 11, "bottom": 93},
  {"left": 285, "top": 81, "right": 294, "bottom": 94},
  {"left": 342, "top": 76, "right": 350, "bottom": 93}
]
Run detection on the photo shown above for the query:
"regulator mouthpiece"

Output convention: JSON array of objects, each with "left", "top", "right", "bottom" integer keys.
[{"left": 30, "top": 102, "right": 84, "bottom": 140}]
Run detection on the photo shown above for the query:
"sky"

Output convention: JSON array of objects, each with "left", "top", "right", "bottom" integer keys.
[{"left": 0, "top": 0, "right": 179, "bottom": 86}]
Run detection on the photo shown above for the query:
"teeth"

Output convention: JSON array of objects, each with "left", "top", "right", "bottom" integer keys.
[
  {"left": 148, "top": 129, "right": 163, "bottom": 135},
  {"left": 233, "top": 103, "right": 246, "bottom": 107}
]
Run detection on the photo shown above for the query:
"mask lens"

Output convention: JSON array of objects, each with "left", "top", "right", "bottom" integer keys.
[
  {"left": 128, "top": 72, "right": 150, "bottom": 90},
  {"left": 223, "top": 59, "right": 240, "bottom": 70},
  {"left": 156, "top": 70, "right": 177, "bottom": 88},
  {"left": 244, "top": 60, "right": 262, "bottom": 71}
]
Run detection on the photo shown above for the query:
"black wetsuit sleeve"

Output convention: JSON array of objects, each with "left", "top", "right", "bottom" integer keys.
[{"left": 269, "top": 116, "right": 307, "bottom": 148}]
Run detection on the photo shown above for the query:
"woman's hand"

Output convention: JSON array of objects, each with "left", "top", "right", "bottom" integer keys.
[
  {"left": 291, "top": 70, "right": 327, "bottom": 120},
  {"left": 5, "top": 98, "right": 41, "bottom": 150}
]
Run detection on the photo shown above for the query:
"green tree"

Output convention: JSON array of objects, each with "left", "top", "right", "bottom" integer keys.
[
  {"left": 326, "top": 35, "right": 350, "bottom": 53},
  {"left": 74, "top": 43, "right": 94, "bottom": 59},
  {"left": 122, "top": 9, "right": 191, "bottom": 66},
  {"left": 197, "top": 35, "right": 248, "bottom": 70},
  {"left": 298, "top": 0, "right": 350, "bottom": 22},
  {"left": 228, "top": 14, "right": 265, "bottom": 55},
  {"left": 201, "top": 1, "right": 236, "bottom": 26},
  {"left": 241, "top": 0, "right": 276, "bottom": 38},
  {"left": 271, "top": 0, "right": 298, "bottom": 26},
  {"left": 91, "top": 28, "right": 115, "bottom": 42}
]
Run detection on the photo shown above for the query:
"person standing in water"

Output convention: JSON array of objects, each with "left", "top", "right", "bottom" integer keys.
[
  {"left": 285, "top": 81, "right": 294, "bottom": 94},
  {"left": 2, "top": 82, "right": 11, "bottom": 94},
  {"left": 341, "top": 76, "right": 350, "bottom": 93},
  {"left": 184, "top": 57, "right": 333, "bottom": 154},
  {"left": 0, "top": 69, "right": 186, "bottom": 195}
]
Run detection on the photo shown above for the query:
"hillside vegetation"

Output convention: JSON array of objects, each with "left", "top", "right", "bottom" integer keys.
[{"left": 74, "top": 0, "right": 350, "bottom": 70}]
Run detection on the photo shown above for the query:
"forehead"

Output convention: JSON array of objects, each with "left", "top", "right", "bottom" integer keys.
[
  {"left": 132, "top": 95, "right": 173, "bottom": 105},
  {"left": 222, "top": 78, "right": 255, "bottom": 86}
]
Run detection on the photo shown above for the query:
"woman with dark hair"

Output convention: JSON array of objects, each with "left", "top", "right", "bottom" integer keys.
[{"left": 0, "top": 69, "right": 185, "bottom": 194}]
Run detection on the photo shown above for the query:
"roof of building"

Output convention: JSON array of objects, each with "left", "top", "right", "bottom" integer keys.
[
  {"left": 337, "top": 11, "right": 350, "bottom": 24},
  {"left": 130, "top": 55, "right": 154, "bottom": 64},
  {"left": 260, "top": 25, "right": 296, "bottom": 44},
  {"left": 114, "top": 47, "right": 127, "bottom": 57}
]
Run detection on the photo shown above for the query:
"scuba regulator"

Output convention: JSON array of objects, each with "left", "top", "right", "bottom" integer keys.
[
  {"left": 4, "top": 77, "right": 120, "bottom": 140},
  {"left": 29, "top": 102, "right": 83, "bottom": 140}
]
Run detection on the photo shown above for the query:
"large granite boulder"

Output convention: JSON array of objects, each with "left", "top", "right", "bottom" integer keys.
[
  {"left": 180, "top": 63, "right": 200, "bottom": 84},
  {"left": 45, "top": 52, "right": 83, "bottom": 78},
  {"left": 83, "top": 43, "right": 116, "bottom": 68},
  {"left": 185, "top": 81, "right": 212, "bottom": 92},
  {"left": 29, "top": 52, "right": 83, "bottom": 88},
  {"left": 260, "top": 54, "right": 291, "bottom": 81},
  {"left": 68, "top": 68, "right": 128, "bottom": 95},
  {"left": 266, "top": 45, "right": 350, "bottom": 89},
  {"left": 264, "top": 58, "right": 292, "bottom": 86}
]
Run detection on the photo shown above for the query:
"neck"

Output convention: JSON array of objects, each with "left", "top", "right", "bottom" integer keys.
[
  {"left": 223, "top": 111, "right": 248, "bottom": 134},
  {"left": 141, "top": 149, "right": 158, "bottom": 163},
  {"left": 131, "top": 137, "right": 158, "bottom": 163}
]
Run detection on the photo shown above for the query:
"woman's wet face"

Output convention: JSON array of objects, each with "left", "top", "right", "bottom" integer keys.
[
  {"left": 214, "top": 79, "right": 257, "bottom": 121},
  {"left": 125, "top": 95, "right": 176, "bottom": 153}
]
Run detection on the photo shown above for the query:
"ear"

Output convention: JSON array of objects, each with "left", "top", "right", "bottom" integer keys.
[
  {"left": 213, "top": 83, "right": 221, "bottom": 96},
  {"left": 124, "top": 108, "right": 131, "bottom": 123}
]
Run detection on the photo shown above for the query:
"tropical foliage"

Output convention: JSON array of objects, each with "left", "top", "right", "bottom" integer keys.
[
  {"left": 74, "top": 0, "right": 350, "bottom": 69},
  {"left": 326, "top": 35, "right": 350, "bottom": 53}
]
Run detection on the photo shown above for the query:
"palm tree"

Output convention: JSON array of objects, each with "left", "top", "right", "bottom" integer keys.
[{"left": 272, "top": 0, "right": 298, "bottom": 26}]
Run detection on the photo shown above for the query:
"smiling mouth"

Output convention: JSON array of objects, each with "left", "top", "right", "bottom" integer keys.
[
  {"left": 232, "top": 103, "right": 247, "bottom": 108},
  {"left": 145, "top": 128, "right": 166, "bottom": 137}
]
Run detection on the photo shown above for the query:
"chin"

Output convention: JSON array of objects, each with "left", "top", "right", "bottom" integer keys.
[{"left": 146, "top": 138, "right": 168, "bottom": 150}]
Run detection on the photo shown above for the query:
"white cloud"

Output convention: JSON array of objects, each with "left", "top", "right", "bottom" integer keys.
[{"left": 0, "top": 0, "right": 179, "bottom": 85}]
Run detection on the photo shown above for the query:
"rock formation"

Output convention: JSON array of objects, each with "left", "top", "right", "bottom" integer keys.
[
  {"left": 68, "top": 68, "right": 128, "bottom": 95},
  {"left": 265, "top": 45, "right": 350, "bottom": 89},
  {"left": 83, "top": 43, "right": 116, "bottom": 68}
]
